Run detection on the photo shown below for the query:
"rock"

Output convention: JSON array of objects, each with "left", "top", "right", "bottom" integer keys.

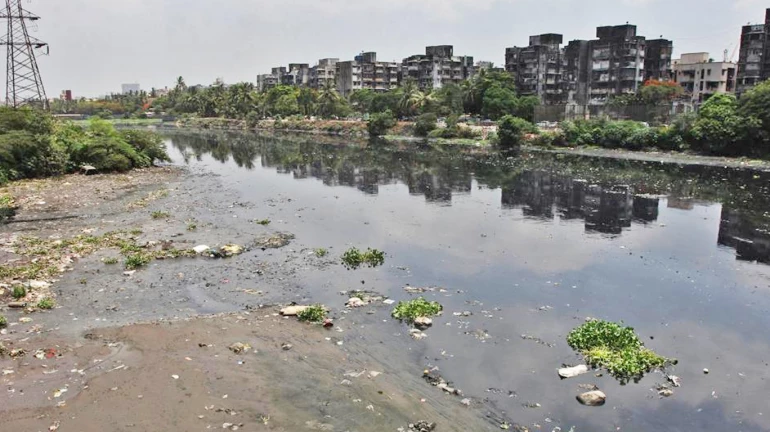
[
  {"left": 408, "top": 421, "right": 436, "bottom": 432},
  {"left": 577, "top": 390, "right": 606, "bottom": 406},
  {"left": 193, "top": 245, "right": 211, "bottom": 254},
  {"left": 667, "top": 375, "right": 682, "bottom": 387},
  {"left": 382, "top": 299, "right": 395, "bottom": 305},
  {"left": 27, "top": 280, "right": 50, "bottom": 290},
  {"left": 281, "top": 343, "right": 292, "bottom": 351},
  {"left": 414, "top": 317, "right": 433, "bottom": 329},
  {"left": 18, "top": 317, "right": 33, "bottom": 324},
  {"left": 703, "top": 368, "right": 709, "bottom": 374},
  {"left": 658, "top": 388, "right": 674, "bottom": 397},
  {"left": 346, "top": 297, "right": 366, "bottom": 308},
  {"left": 228, "top": 343, "right": 251, "bottom": 354},
  {"left": 322, "top": 319, "right": 334, "bottom": 328},
  {"left": 280, "top": 305, "right": 309, "bottom": 316},
  {"left": 409, "top": 329, "right": 428, "bottom": 340},
  {"left": 220, "top": 244, "right": 243, "bottom": 257},
  {"left": 558, "top": 364, "right": 590, "bottom": 379},
  {"left": 7, "top": 302, "right": 27, "bottom": 308},
  {"left": 123, "top": 271, "right": 136, "bottom": 276}
]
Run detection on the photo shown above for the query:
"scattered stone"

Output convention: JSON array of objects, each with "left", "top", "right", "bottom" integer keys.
[
  {"left": 322, "top": 319, "right": 334, "bottom": 328},
  {"left": 9, "top": 348, "right": 26, "bottom": 358},
  {"left": 576, "top": 390, "right": 606, "bottom": 406},
  {"left": 346, "top": 297, "right": 366, "bottom": 308},
  {"left": 703, "top": 368, "right": 709, "bottom": 374},
  {"left": 281, "top": 343, "right": 292, "bottom": 351},
  {"left": 228, "top": 343, "right": 251, "bottom": 354},
  {"left": 193, "top": 245, "right": 210, "bottom": 254},
  {"left": 382, "top": 299, "right": 395, "bottom": 305},
  {"left": 460, "top": 398, "right": 471, "bottom": 406},
  {"left": 18, "top": 317, "right": 33, "bottom": 324},
  {"left": 408, "top": 421, "right": 436, "bottom": 432},
  {"left": 453, "top": 311, "right": 472, "bottom": 317},
  {"left": 254, "top": 232, "right": 294, "bottom": 249},
  {"left": 667, "top": 375, "right": 682, "bottom": 387},
  {"left": 409, "top": 329, "right": 428, "bottom": 340},
  {"left": 558, "top": 364, "right": 589, "bottom": 379},
  {"left": 658, "top": 388, "right": 674, "bottom": 397},
  {"left": 219, "top": 244, "right": 243, "bottom": 257},
  {"left": 522, "top": 402, "right": 541, "bottom": 408},
  {"left": 27, "top": 280, "right": 50, "bottom": 290},
  {"left": 123, "top": 271, "right": 136, "bottom": 277},
  {"left": 280, "top": 305, "right": 309, "bottom": 316},
  {"left": 414, "top": 317, "right": 433, "bottom": 329}
]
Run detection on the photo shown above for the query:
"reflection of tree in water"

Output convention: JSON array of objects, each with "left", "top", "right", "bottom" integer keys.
[{"left": 165, "top": 131, "right": 770, "bottom": 258}]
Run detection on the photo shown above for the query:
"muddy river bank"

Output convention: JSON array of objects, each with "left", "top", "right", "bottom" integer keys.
[{"left": 2, "top": 130, "right": 770, "bottom": 431}]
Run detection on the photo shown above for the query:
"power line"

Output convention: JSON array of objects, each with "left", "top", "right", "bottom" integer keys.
[{"left": 0, "top": 0, "right": 48, "bottom": 109}]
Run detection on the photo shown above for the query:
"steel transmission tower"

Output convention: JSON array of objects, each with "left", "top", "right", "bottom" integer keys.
[{"left": 0, "top": 0, "right": 48, "bottom": 109}]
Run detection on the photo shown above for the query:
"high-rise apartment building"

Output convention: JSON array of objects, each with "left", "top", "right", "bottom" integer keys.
[
  {"left": 736, "top": 8, "right": 770, "bottom": 96},
  {"left": 310, "top": 58, "right": 339, "bottom": 89},
  {"left": 505, "top": 34, "right": 566, "bottom": 104},
  {"left": 336, "top": 52, "right": 399, "bottom": 97},
  {"left": 282, "top": 64, "right": 310, "bottom": 86},
  {"left": 673, "top": 53, "right": 736, "bottom": 104},
  {"left": 402, "top": 45, "right": 474, "bottom": 91}
]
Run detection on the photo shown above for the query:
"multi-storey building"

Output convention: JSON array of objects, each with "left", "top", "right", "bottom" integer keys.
[
  {"left": 282, "top": 63, "right": 310, "bottom": 86},
  {"left": 644, "top": 39, "right": 674, "bottom": 81},
  {"left": 736, "top": 8, "right": 770, "bottom": 96},
  {"left": 673, "top": 53, "right": 736, "bottom": 104},
  {"left": 256, "top": 74, "right": 279, "bottom": 92},
  {"left": 310, "top": 58, "right": 339, "bottom": 89},
  {"left": 505, "top": 34, "right": 566, "bottom": 104},
  {"left": 561, "top": 24, "right": 672, "bottom": 105},
  {"left": 336, "top": 52, "right": 399, "bottom": 97},
  {"left": 401, "top": 46, "right": 474, "bottom": 90}
]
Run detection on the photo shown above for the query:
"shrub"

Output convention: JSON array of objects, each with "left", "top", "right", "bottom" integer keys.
[
  {"left": 391, "top": 298, "right": 443, "bottom": 323},
  {"left": 366, "top": 110, "right": 396, "bottom": 137},
  {"left": 119, "top": 130, "right": 171, "bottom": 164},
  {"left": 297, "top": 305, "right": 326, "bottom": 322},
  {"left": 125, "top": 252, "right": 152, "bottom": 269},
  {"left": 37, "top": 297, "right": 55, "bottom": 310},
  {"left": 0, "top": 315, "right": 6, "bottom": 328},
  {"left": 414, "top": 113, "right": 438, "bottom": 137},
  {"left": 531, "top": 130, "right": 568, "bottom": 147},
  {"left": 567, "top": 319, "right": 669, "bottom": 383},
  {"left": 314, "top": 248, "right": 328, "bottom": 257},
  {"left": 341, "top": 247, "right": 385, "bottom": 269},
  {"left": 12, "top": 285, "right": 27, "bottom": 299},
  {"left": 497, "top": 115, "right": 535, "bottom": 149}
]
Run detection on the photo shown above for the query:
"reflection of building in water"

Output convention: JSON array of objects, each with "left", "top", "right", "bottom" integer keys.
[
  {"left": 501, "top": 171, "right": 660, "bottom": 235},
  {"left": 667, "top": 197, "right": 695, "bottom": 210},
  {"left": 718, "top": 207, "right": 770, "bottom": 264}
]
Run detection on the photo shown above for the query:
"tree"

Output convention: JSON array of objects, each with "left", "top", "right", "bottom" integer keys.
[
  {"left": 497, "top": 115, "right": 535, "bottom": 149},
  {"left": 690, "top": 93, "right": 762, "bottom": 156},
  {"left": 639, "top": 80, "right": 684, "bottom": 105},
  {"left": 481, "top": 84, "right": 519, "bottom": 120},
  {"left": 318, "top": 81, "right": 342, "bottom": 118},
  {"left": 414, "top": 113, "right": 437, "bottom": 137},
  {"left": 366, "top": 109, "right": 396, "bottom": 137},
  {"left": 297, "top": 87, "right": 318, "bottom": 116},
  {"left": 350, "top": 89, "right": 376, "bottom": 114},
  {"left": 398, "top": 80, "right": 425, "bottom": 117},
  {"left": 738, "top": 79, "right": 770, "bottom": 142}
]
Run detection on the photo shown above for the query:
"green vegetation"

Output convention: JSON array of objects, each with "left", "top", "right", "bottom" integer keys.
[
  {"left": 37, "top": 297, "right": 55, "bottom": 310},
  {"left": 341, "top": 247, "right": 385, "bottom": 269},
  {"left": 0, "top": 107, "right": 169, "bottom": 185},
  {"left": 255, "top": 219, "right": 271, "bottom": 225},
  {"left": 497, "top": 115, "right": 536, "bottom": 149},
  {"left": 391, "top": 298, "right": 443, "bottom": 323},
  {"left": 314, "top": 248, "right": 328, "bottom": 257},
  {"left": 12, "top": 285, "right": 26, "bottom": 299},
  {"left": 297, "top": 305, "right": 327, "bottom": 323},
  {"left": 0, "top": 315, "right": 6, "bottom": 328},
  {"left": 151, "top": 210, "right": 171, "bottom": 219},
  {"left": 414, "top": 113, "right": 438, "bottom": 137},
  {"left": 125, "top": 252, "right": 153, "bottom": 269},
  {"left": 567, "top": 319, "right": 669, "bottom": 383},
  {"left": 367, "top": 110, "right": 397, "bottom": 137},
  {"left": 186, "top": 220, "right": 197, "bottom": 231},
  {"left": 0, "top": 193, "right": 15, "bottom": 221}
]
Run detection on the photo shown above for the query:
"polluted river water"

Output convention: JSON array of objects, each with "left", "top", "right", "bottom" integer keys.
[{"left": 166, "top": 130, "right": 770, "bottom": 432}]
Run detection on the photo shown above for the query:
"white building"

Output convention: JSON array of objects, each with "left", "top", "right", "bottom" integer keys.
[
  {"left": 673, "top": 53, "right": 736, "bottom": 104},
  {"left": 121, "top": 83, "right": 141, "bottom": 94}
]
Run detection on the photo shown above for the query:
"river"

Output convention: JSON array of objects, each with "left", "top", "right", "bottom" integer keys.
[{"left": 165, "top": 130, "right": 770, "bottom": 432}]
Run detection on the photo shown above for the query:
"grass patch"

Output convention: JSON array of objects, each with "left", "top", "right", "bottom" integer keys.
[
  {"left": 391, "top": 297, "right": 443, "bottom": 323},
  {"left": 128, "top": 189, "right": 169, "bottom": 209},
  {"left": 151, "top": 210, "right": 171, "bottom": 219},
  {"left": 0, "top": 193, "right": 16, "bottom": 221},
  {"left": 0, "top": 315, "right": 6, "bottom": 328},
  {"left": 255, "top": 219, "right": 271, "bottom": 225},
  {"left": 186, "top": 219, "right": 197, "bottom": 231},
  {"left": 125, "top": 252, "right": 152, "bottom": 269},
  {"left": 341, "top": 247, "right": 385, "bottom": 269},
  {"left": 37, "top": 297, "right": 55, "bottom": 309},
  {"left": 12, "top": 285, "right": 26, "bottom": 299},
  {"left": 103, "top": 257, "right": 119, "bottom": 265},
  {"left": 297, "top": 305, "right": 326, "bottom": 323},
  {"left": 567, "top": 319, "right": 670, "bottom": 383},
  {"left": 314, "top": 248, "right": 328, "bottom": 257}
]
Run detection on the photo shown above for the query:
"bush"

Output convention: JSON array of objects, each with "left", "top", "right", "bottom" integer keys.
[
  {"left": 497, "top": 115, "right": 535, "bottom": 149},
  {"left": 119, "top": 130, "right": 171, "bottom": 164},
  {"left": 414, "top": 113, "right": 438, "bottom": 137},
  {"left": 341, "top": 247, "right": 385, "bottom": 269},
  {"left": 391, "top": 298, "right": 443, "bottom": 323},
  {"left": 297, "top": 305, "right": 326, "bottom": 322},
  {"left": 366, "top": 109, "right": 396, "bottom": 137},
  {"left": 531, "top": 130, "right": 568, "bottom": 147}
]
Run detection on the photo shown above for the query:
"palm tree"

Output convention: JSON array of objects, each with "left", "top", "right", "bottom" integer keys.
[
  {"left": 398, "top": 80, "right": 425, "bottom": 117},
  {"left": 175, "top": 76, "right": 187, "bottom": 92},
  {"left": 318, "top": 80, "right": 341, "bottom": 118}
]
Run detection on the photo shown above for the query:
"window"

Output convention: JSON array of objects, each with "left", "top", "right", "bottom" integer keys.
[{"left": 707, "top": 69, "right": 711, "bottom": 76}]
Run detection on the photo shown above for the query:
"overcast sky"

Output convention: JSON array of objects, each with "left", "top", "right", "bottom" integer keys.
[{"left": 23, "top": 0, "right": 769, "bottom": 97}]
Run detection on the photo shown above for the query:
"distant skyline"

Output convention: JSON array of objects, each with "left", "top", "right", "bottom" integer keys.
[{"left": 18, "top": 0, "right": 770, "bottom": 97}]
